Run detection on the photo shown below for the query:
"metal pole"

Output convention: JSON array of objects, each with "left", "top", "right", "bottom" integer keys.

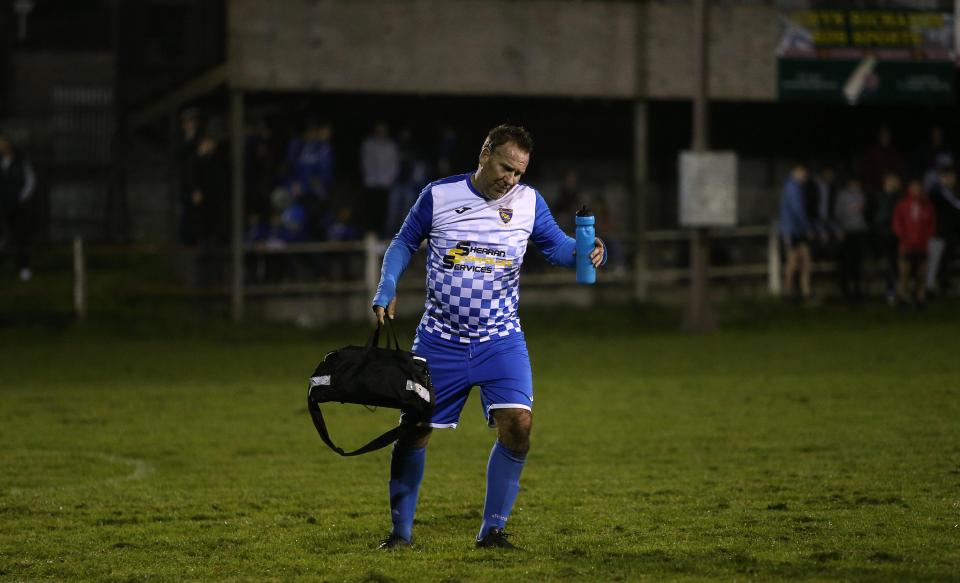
[
  {"left": 230, "top": 90, "right": 245, "bottom": 323},
  {"left": 684, "top": 0, "right": 715, "bottom": 332},
  {"left": 73, "top": 236, "right": 86, "bottom": 321},
  {"left": 632, "top": 2, "right": 650, "bottom": 302},
  {"left": 633, "top": 102, "right": 649, "bottom": 301}
]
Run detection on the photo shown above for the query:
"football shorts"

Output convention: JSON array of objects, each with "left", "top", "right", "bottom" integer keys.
[{"left": 407, "top": 330, "right": 533, "bottom": 429}]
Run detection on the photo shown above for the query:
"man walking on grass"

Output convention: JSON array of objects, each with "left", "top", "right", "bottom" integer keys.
[{"left": 372, "top": 124, "right": 605, "bottom": 549}]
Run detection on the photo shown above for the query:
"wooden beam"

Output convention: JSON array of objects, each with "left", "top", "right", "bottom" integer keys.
[{"left": 126, "top": 64, "right": 229, "bottom": 131}]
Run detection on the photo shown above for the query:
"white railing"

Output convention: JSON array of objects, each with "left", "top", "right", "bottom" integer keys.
[{"left": 240, "top": 224, "right": 783, "bottom": 301}]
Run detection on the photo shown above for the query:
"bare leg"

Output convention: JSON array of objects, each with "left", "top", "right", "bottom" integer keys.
[
  {"left": 397, "top": 424, "right": 432, "bottom": 450},
  {"left": 492, "top": 408, "right": 532, "bottom": 455},
  {"left": 784, "top": 248, "right": 799, "bottom": 298}
]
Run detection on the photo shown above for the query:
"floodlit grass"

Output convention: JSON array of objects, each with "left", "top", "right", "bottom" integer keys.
[{"left": 1, "top": 297, "right": 959, "bottom": 581}]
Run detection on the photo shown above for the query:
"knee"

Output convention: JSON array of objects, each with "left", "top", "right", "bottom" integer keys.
[
  {"left": 494, "top": 409, "right": 532, "bottom": 455},
  {"left": 398, "top": 425, "right": 432, "bottom": 450}
]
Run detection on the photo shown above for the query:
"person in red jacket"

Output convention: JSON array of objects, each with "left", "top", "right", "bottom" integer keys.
[{"left": 892, "top": 179, "right": 936, "bottom": 307}]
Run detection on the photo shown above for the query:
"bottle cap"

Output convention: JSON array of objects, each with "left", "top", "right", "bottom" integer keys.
[{"left": 576, "top": 205, "right": 592, "bottom": 217}]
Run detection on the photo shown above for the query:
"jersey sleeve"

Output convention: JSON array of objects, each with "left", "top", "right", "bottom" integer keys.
[
  {"left": 530, "top": 192, "right": 577, "bottom": 268},
  {"left": 372, "top": 188, "right": 433, "bottom": 307}
]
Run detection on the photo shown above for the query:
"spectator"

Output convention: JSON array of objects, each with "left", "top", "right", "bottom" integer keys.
[
  {"left": 813, "top": 165, "right": 838, "bottom": 232},
  {"left": 245, "top": 213, "right": 270, "bottom": 245},
  {"left": 809, "top": 164, "right": 839, "bottom": 266},
  {"left": 861, "top": 126, "right": 905, "bottom": 201},
  {"left": 284, "top": 119, "right": 334, "bottom": 203},
  {"left": 833, "top": 177, "right": 868, "bottom": 301},
  {"left": 911, "top": 125, "right": 954, "bottom": 192},
  {"left": 283, "top": 119, "right": 335, "bottom": 239},
  {"left": 0, "top": 133, "right": 36, "bottom": 281},
  {"left": 245, "top": 117, "right": 282, "bottom": 219},
  {"left": 926, "top": 164, "right": 959, "bottom": 295},
  {"left": 360, "top": 121, "right": 400, "bottom": 236},
  {"left": 325, "top": 206, "right": 362, "bottom": 281},
  {"left": 386, "top": 129, "right": 430, "bottom": 236},
  {"left": 279, "top": 182, "right": 310, "bottom": 243},
  {"left": 193, "top": 127, "right": 230, "bottom": 245},
  {"left": 872, "top": 172, "right": 904, "bottom": 304},
  {"left": 779, "top": 164, "right": 814, "bottom": 303},
  {"left": 893, "top": 179, "right": 936, "bottom": 308},
  {"left": 326, "top": 206, "right": 362, "bottom": 242},
  {"left": 178, "top": 108, "right": 203, "bottom": 245}
]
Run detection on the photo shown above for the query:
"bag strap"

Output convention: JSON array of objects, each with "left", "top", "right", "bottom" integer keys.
[
  {"left": 307, "top": 396, "right": 402, "bottom": 456},
  {"left": 366, "top": 318, "right": 401, "bottom": 351}
]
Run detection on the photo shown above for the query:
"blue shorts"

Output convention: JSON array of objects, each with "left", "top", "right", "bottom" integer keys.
[{"left": 408, "top": 330, "right": 533, "bottom": 429}]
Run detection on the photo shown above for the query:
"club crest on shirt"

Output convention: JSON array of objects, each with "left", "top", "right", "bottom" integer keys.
[{"left": 498, "top": 207, "right": 513, "bottom": 224}]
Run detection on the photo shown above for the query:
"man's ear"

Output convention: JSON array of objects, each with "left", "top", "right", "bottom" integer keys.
[{"left": 478, "top": 146, "right": 490, "bottom": 167}]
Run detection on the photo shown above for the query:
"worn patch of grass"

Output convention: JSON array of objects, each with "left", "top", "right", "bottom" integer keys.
[{"left": 1, "top": 299, "right": 959, "bottom": 581}]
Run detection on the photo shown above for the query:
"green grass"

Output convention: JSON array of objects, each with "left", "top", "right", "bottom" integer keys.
[{"left": 1, "top": 298, "right": 959, "bottom": 581}]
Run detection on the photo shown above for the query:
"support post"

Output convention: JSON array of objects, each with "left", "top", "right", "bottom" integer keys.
[
  {"left": 73, "top": 236, "right": 86, "bottom": 322},
  {"left": 632, "top": 1, "right": 650, "bottom": 302},
  {"left": 230, "top": 90, "right": 245, "bottom": 323},
  {"left": 633, "top": 101, "right": 649, "bottom": 301},
  {"left": 683, "top": 0, "right": 716, "bottom": 332},
  {"left": 768, "top": 221, "right": 782, "bottom": 295}
]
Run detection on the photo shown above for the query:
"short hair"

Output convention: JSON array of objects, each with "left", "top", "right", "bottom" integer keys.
[{"left": 483, "top": 124, "right": 533, "bottom": 155}]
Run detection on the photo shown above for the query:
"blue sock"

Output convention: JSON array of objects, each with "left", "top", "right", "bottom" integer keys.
[
  {"left": 388, "top": 445, "right": 426, "bottom": 541},
  {"left": 478, "top": 440, "right": 527, "bottom": 540}
]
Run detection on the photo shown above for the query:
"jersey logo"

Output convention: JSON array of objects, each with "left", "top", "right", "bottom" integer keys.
[
  {"left": 442, "top": 241, "right": 512, "bottom": 273},
  {"left": 498, "top": 207, "right": 513, "bottom": 224},
  {"left": 454, "top": 206, "right": 471, "bottom": 214}
]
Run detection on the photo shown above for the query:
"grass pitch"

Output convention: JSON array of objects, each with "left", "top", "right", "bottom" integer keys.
[{"left": 1, "top": 297, "right": 959, "bottom": 581}]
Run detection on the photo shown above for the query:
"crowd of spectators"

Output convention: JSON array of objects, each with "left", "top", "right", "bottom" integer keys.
[
  {"left": 779, "top": 125, "right": 959, "bottom": 308},
  {"left": 177, "top": 110, "right": 456, "bottom": 282}
]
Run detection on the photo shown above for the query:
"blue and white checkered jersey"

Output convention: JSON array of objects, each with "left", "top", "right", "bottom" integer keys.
[{"left": 373, "top": 173, "right": 597, "bottom": 343}]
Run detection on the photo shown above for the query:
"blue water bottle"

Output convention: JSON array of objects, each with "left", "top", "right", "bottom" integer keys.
[{"left": 575, "top": 205, "right": 596, "bottom": 285}]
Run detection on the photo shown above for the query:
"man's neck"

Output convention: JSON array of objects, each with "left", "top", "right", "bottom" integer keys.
[{"left": 470, "top": 172, "right": 504, "bottom": 201}]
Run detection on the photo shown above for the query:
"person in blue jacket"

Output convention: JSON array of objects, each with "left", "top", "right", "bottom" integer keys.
[
  {"left": 371, "top": 125, "right": 605, "bottom": 550},
  {"left": 779, "top": 163, "right": 814, "bottom": 302}
]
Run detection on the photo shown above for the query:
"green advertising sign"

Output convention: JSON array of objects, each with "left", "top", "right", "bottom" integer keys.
[{"left": 777, "top": 1, "right": 956, "bottom": 104}]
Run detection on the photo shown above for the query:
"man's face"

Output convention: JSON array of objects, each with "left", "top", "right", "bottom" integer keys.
[
  {"left": 475, "top": 141, "right": 529, "bottom": 199},
  {"left": 883, "top": 174, "right": 901, "bottom": 193},
  {"left": 908, "top": 180, "right": 922, "bottom": 198}
]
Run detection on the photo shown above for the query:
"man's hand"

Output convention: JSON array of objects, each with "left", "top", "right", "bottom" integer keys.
[
  {"left": 574, "top": 238, "right": 606, "bottom": 268},
  {"left": 373, "top": 297, "right": 398, "bottom": 324},
  {"left": 589, "top": 238, "right": 604, "bottom": 268}
]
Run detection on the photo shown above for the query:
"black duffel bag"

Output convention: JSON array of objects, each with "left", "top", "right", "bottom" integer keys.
[{"left": 306, "top": 319, "right": 434, "bottom": 456}]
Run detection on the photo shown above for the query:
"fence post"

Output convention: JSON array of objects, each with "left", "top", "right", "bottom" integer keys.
[
  {"left": 364, "top": 233, "right": 380, "bottom": 305},
  {"left": 73, "top": 236, "right": 86, "bottom": 321},
  {"left": 768, "top": 222, "right": 781, "bottom": 296}
]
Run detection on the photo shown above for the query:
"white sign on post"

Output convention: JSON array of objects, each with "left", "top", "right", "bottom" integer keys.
[{"left": 679, "top": 151, "right": 738, "bottom": 227}]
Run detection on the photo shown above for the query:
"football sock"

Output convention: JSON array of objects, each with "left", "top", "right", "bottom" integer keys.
[
  {"left": 478, "top": 440, "right": 527, "bottom": 540},
  {"left": 388, "top": 444, "right": 426, "bottom": 541}
]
